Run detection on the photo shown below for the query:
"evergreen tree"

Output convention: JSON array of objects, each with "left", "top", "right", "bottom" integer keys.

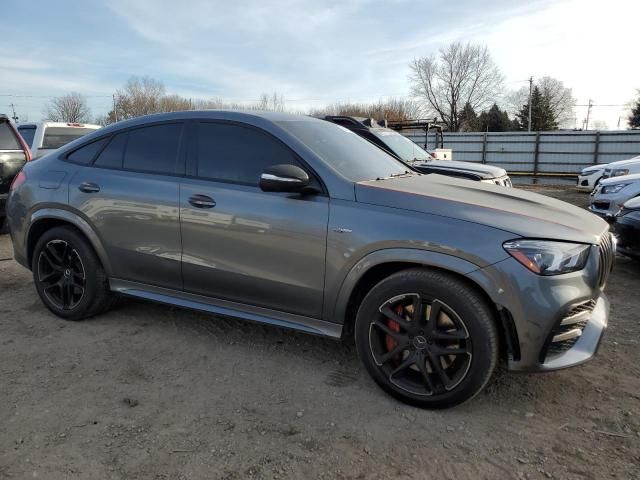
[
  {"left": 477, "top": 103, "right": 513, "bottom": 131},
  {"left": 515, "top": 86, "right": 558, "bottom": 131},
  {"left": 458, "top": 102, "right": 479, "bottom": 131},
  {"left": 629, "top": 92, "right": 640, "bottom": 129}
]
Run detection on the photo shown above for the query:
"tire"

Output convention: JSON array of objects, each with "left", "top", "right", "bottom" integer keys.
[
  {"left": 0, "top": 217, "right": 8, "bottom": 235},
  {"left": 32, "top": 226, "right": 114, "bottom": 321},
  {"left": 354, "top": 268, "right": 498, "bottom": 409}
]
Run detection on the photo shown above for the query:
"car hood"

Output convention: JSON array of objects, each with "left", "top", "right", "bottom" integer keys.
[
  {"left": 355, "top": 174, "right": 608, "bottom": 243},
  {"left": 605, "top": 156, "right": 640, "bottom": 168},
  {"left": 412, "top": 159, "right": 507, "bottom": 179},
  {"left": 600, "top": 172, "right": 640, "bottom": 186}
]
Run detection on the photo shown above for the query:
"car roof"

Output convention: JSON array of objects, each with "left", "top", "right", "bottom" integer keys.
[{"left": 17, "top": 122, "right": 102, "bottom": 129}]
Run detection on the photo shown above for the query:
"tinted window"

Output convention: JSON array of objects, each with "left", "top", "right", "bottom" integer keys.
[
  {"left": 277, "top": 120, "right": 409, "bottom": 182},
  {"left": 370, "top": 129, "right": 433, "bottom": 162},
  {"left": 67, "top": 138, "right": 108, "bottom": 165},
  {"left": 124, "top": 123, "right": 183, "bottom": 174},
  {"left": 42, "top": 127, "right": 98, "bottom": 149},
  {"left": 17, "top": 126, "right": 36, "bottom": 147},
  {"left": 0, "top": 122, "right": 22, "bottom": 150},
  {"left": 196, "top": 122, "right": 300, "bottom": 185},
  {"left": 94, "top": 133, "right": 127, "bottom": 169}
]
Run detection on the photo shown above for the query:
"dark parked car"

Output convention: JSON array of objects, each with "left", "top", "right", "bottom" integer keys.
[
  {"left": 613, "top": 196, "right": 640, "bottom": 260},
  {"left": 0, "top": 114, "right": 31, "bottom": 231},
  {"left": 7, "top": 111, "right": 613, "bottom": 408},
  {"left": 324, "top": 116, "right": 512, "bottom": 186}
]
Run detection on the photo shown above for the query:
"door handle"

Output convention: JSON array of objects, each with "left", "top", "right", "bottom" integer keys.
[
  {"left": 78, "top": 182, "right": 100, "bottom": 193},
  {"left": 188, "top": 194, "right": 216, "bottom": 209}
]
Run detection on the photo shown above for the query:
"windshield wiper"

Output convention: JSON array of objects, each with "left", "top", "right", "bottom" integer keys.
[{"left": 375, "top": 170, "right": 413, "bottom": 181}]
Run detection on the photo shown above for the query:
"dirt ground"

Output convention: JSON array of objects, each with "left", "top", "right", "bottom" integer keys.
[{"left": 1, "top": 185, "right": 639, "bottom": 480}]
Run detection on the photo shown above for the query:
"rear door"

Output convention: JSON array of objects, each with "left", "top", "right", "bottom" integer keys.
[
  {"left": 0, "top": 120, "right": 28, "bottom": 202},
  {"left": 179, "top": 121, "right": 329, "bottom": 318},
  {"left": 68, "top": 122, "right": 185, "bottom": 289}
]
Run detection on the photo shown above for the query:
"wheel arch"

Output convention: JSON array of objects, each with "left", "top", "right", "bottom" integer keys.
[
  {"left": 27, "top": 208, "right": 112, "bottom": 275},
  {"left": 334, "top": 249, "right": 511, "bottom": 355}
]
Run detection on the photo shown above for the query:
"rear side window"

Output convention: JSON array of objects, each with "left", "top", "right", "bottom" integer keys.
[
  {"left": 17, "top": 126, "right": 36, "bottom": 147},
  {"left": 94, "top": 133, "right": 127, "bottom": 169},
  {"left": 196, "top": 122, "right": 300, "bottom": 185},
  {"left": 67, "top": 138, "right": 109, "bottom": 165},
  {"left": 42, "top": 127, "right": 97, "bottom": 149},
  {"left": 124, "top": 123, "right": 183, "bottom": 174},
  {"left": 0, "top": 122, "right": 22, "bottom": 150}
]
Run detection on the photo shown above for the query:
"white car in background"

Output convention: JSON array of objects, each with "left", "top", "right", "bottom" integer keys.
[
  {"left": 600, "top": 155, "right": 640, "bottom": 181},
  {"left": 17, "top": 122, "right": 101, "bottom": 159},
  {"left": 576, "top": 164, "right": 607, "bottom": 192},
  {"left": 589, "top": 172, "right": 640, "bottom": 218}
]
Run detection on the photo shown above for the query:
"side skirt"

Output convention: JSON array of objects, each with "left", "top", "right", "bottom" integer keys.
[{"left": 109, "top": 278, "right": 343, "bottom": 339}]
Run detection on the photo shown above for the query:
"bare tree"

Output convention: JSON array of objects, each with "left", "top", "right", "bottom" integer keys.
[
  {"left": 257, "top": 92, "right": 286, "bottom": 112},
  {"left": 311, "top": 98, "right": 423, "bottom": 121},
  {"left": 409, "top": 42, "right": 504, "bottom": 131},
  {"left": 107, "top": 76, "right": 166, "bottom": 122},
  {"left": 507, "top": 76, "right": 576, "bottom": 128},
  {"left": 44, "top": 92, "right": 92, "bottom": 123}
]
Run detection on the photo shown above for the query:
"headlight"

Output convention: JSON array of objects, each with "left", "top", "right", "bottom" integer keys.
[
  {"left": 601, "top": 183, "right": 629, "bottom": 194},
  {"left": 503, "top": 240, "right": 590, "bottom": 275},
  {"left": 580, "top": 170, "right": 598, "bottom": 177},
  {"left": 611, "top": 169, "right": 629, "bottom": 177}
]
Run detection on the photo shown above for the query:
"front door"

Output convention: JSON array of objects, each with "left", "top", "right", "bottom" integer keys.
[{"left": 179, "top": 121, "right": 328, "bottom": 318}]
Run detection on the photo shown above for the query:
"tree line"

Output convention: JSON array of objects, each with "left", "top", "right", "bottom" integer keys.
[{"left": 41, "top": 41, "right": 640, "bottom": 131}]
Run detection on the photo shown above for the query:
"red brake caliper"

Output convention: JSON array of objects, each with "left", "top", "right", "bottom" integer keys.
[{"left": 385, "top": 305, "right": 403, "bottom": 354}]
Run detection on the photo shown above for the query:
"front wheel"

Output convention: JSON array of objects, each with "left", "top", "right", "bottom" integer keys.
[{"left": 354, "top": 269, "right": 498, "bottom": 409}]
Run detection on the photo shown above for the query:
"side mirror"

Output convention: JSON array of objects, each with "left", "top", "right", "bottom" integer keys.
[{"left": 259, "top": 164, "right": 310, "bottom": 193}]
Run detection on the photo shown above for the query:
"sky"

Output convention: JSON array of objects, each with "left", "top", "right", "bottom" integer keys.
[{"left": 2, "top": 0, "right": 638, "bottom": 129}]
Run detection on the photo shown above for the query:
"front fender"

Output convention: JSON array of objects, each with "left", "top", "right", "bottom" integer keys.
[
  {"left": 328, "top": 248, "right": 495, "bottom": 325},
  {"left": 26, "top": 208, "right": 113, "bottom": 275}
]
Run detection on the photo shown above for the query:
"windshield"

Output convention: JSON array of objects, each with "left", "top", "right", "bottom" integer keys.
[
  {"left": 42, "top": 127, "right": 98, "bottom": 149},
  {"left": 371, "top": 129, "right": 433, "bottom": 162},
  {"left": 277, "top": 120, "right": 410, "bottom": 181}
]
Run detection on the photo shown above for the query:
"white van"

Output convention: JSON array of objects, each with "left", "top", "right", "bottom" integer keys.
[{"left": 17, "top": 122, "right": 101, "bottom": 159}]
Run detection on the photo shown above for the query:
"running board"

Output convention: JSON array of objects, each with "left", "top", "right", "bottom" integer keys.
[{"left": 109, "top": 278, "right": 343, "bottom": 338}]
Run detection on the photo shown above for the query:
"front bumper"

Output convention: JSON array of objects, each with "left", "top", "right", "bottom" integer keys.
[
  {"left": 469, "top": 237, "right": 613, "bottom": 373},
  {"left": 588, "top": 192, "right": 624, "bottom": 217}
]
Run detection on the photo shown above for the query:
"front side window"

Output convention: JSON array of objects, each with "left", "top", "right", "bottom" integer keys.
[
  {"left": 196, "top": 122, "right": 301, "bottom": 185},
  {"left": 17, "top": 126, "right": 36, "bottom": 148},
  {"left": 124, "top": 123, "right": 183, "bottom": 174}
]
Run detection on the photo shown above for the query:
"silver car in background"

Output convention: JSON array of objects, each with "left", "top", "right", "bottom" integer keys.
[{"left": 589, "top": 172, "right": 640, "bottom": 218}]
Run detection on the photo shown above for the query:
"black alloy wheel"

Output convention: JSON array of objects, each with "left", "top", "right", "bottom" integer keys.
[
  {"left": 369, "top": 293, "right": 472, "bottom": 397},
  {"left": 37, "top": 239, "right": 86, "bottom": 310}
]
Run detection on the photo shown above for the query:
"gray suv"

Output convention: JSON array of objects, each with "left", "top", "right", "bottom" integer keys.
[{"left": 6, "top": 111, "right": 614, "bottom": 408}]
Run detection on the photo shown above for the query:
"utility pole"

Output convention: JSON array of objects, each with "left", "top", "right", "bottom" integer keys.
[
  {"left": 9, "top": 103, "right": 18, "bottom": 123},
  {"left": 585, "top": 99, "right": 593, "bottom": 130},
  {"left": 527, "top": 76, "right": 533, "bottom": 132},
  {"left": 112, "top": 94, "right": 118, "bottom": 122}
]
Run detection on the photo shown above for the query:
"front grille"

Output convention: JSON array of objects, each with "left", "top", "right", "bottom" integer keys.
[
  {"left": 545, "top": 300, "right": 596, "bottom": 357},
  {"left": 592, "top": 201, "right": 610, "bottom": 210},
  {"left": 598, "top": 232, "right": 615, "bottom": 288}
]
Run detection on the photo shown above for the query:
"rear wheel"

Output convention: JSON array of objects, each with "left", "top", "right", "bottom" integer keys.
[
  {"left": 32, "top": 226, "right": 114, "bottom": 320},
  {"left": 354, "top": 269, "right": 498, "bottom": 409},
  {"left": 0, "top": 217, "right": 7, "bottom": 234}
]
